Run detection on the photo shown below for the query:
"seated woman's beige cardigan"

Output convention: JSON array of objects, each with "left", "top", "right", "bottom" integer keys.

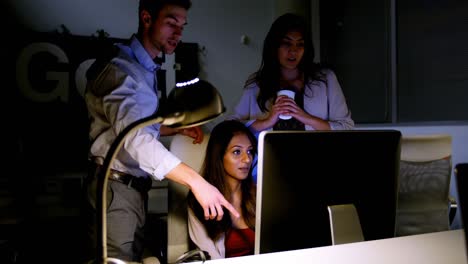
[{"left": 188, "top": 207, "right": 226, "bottom": 259}]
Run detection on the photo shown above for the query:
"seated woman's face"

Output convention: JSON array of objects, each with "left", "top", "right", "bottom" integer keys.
[{"left": 223, "top": 133, "right": 254, "bottom": 181}]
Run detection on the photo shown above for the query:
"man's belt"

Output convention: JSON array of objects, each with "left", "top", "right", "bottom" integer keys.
[
  {"left": 107, "top": 171, "right": 153, "bottom": 194},
  {"left": 91, "top": 156, "right": 152, "bottom": 193}
]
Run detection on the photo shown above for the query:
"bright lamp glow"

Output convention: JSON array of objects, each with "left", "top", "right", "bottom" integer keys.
[{"left": 176, "top": 77, "right": 199, "bottom": 87}]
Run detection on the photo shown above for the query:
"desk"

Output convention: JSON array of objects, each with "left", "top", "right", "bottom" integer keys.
[{"left": 198, "top": 230, "right": 466, "bottom": 264}]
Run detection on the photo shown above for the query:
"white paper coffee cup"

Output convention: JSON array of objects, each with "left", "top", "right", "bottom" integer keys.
[{"left": 277, "top": 89, "right": 295, "bottom": 120}]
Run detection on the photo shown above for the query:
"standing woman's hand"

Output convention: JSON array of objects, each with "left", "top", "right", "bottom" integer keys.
[
  {"left": 284, "top": 99, "right": 332, "bottom": 130},
  {"left": 268, "top": 96, "right": 288, "bottom": 123},
  {"left": 250, "top": 94, "right": 303, "bottom": 132},
  {"left": 274, "top": 95, "right": 297, "bottom": 119},
  {"left": 250, "top": 97, "right": 285, "bottom": 132}
]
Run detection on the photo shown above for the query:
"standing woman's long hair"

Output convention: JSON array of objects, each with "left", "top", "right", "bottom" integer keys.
[
  {"left": 246, "top": 13, "right": 326, "bottom": 112},
  {"left": 187, "top": 120, "right": 257, "bottom": 240}
]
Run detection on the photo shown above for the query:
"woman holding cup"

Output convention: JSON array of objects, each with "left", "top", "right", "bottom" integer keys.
[{"left": 228, "top": 13, "right": 354, "bottom": 134}]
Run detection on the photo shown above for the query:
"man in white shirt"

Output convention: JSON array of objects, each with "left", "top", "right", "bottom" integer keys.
[{"left": 82, "top": 0, "right": 239, "bottom": 262}]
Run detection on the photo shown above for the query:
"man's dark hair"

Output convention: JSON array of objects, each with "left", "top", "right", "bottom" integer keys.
[
  {"left": 137, "top": 0, "right": 191, "bottom": 36},
  {"left": 139, "top": 0, "right": 192, "bottom": 18}
]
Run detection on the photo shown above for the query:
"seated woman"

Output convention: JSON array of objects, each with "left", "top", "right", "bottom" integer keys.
[{"left": 187, "top": 120, "right": 257, "bottom": 259}]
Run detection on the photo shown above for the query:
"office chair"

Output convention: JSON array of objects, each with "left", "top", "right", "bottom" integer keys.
[
  {"left": 167, "top": 133, "right": 210, "bottom": 263},
  {"left": 327, "top": 204, "right": 365, "bottom": 245},
  {"left": 396, "top": 134, "right": 455, "bottom": 236}
]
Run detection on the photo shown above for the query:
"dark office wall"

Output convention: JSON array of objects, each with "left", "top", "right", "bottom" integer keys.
[
  {"left": 320, "top": 0, "right": 468, "bottom": 124},
  {"left": 320, "top": 0, "right": 391, "bottom": 123}
]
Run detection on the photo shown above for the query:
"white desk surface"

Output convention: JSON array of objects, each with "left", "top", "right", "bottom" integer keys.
[{"left": 196, "top": 229, "right": 466, "bottom": 264}]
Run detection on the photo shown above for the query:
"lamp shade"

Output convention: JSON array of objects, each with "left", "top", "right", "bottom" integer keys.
[{"left": 159, "top": 78, "right": 226, "bottom": 128}]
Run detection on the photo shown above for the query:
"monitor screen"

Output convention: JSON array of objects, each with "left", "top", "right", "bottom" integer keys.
[{"left": 254, "top": 130, "right": 402, "bottom": 254}]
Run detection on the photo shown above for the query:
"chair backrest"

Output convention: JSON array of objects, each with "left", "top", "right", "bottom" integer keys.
[
  {"left": 327, "top": 204, "right": 365, "bottom": 245},
  {"left": 396, "top": 134, "right": 452, "bottom": 236},
  {"left": 167, "top": 133, "right": 210, "bottom": 263}
]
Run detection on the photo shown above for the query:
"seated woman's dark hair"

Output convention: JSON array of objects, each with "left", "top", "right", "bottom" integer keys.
[{"left": 187, "top": 120, "right": 257, "bottom": 240}]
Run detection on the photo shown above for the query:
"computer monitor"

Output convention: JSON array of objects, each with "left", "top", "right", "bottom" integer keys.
[{"left": 254, "top": 130, "right": 402, "bottom": 254}]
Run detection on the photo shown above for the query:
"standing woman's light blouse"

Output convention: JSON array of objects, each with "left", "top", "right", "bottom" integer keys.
[{"left": 228, "top": 69, "right": 354, "bottom": 136}]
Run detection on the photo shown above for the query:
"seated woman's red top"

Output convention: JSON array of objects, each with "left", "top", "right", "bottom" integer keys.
[{"left": 225, "top": 227, "right": 255, "bottom": 258}]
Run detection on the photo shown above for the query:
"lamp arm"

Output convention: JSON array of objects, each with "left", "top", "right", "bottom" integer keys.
[{"left": 97, "top": 115, "right": 164, "bottom": 263}]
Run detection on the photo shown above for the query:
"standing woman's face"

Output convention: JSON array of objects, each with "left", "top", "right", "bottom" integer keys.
[
  {"left": 223, "top": 133, "right": 254, "bottom": 181},
  {"left": 277, "top": 30, "right": 305, "bottom": 70}
]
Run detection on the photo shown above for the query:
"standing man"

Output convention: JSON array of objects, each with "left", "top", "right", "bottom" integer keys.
[{"left": 82, "top": 0, "right": 239, "bottom": 262}]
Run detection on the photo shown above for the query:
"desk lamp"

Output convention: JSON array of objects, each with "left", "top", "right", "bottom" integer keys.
[{"left": 96, "top": 78, "right": 226, "bottom": 264}]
